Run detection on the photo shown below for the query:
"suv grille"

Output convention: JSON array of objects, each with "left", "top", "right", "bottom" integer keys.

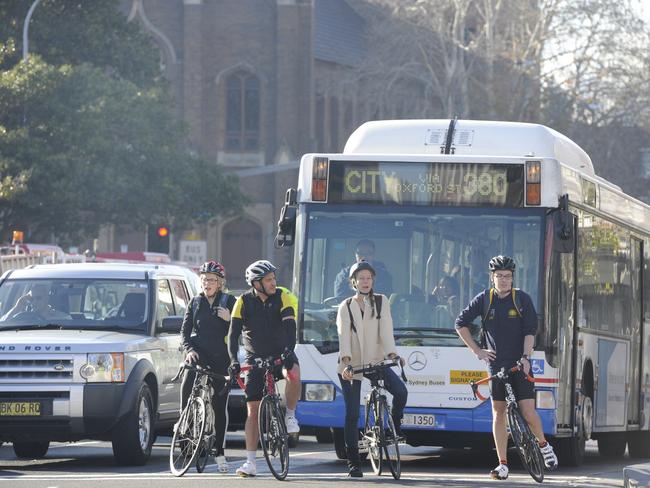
[{"left": 0, "top": 358, "right": 74, "bottom": 380}]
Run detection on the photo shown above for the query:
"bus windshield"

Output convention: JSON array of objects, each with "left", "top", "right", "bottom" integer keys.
[{"left": 300, "top": 206, "right": 543, "bottom": 352}]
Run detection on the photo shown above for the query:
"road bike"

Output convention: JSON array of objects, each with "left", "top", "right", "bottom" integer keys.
[
  {"left": 352, "top": 358, "right": 406, "bottom": 480},
  {"left": 169, "top": 363, "right": 239, "bottom": 477},
  {"left": 240, "top": 351, "right": 293, "bottom": 481},
  {"left": 469, "top": 362, "right": 545, "bottom": 483}
]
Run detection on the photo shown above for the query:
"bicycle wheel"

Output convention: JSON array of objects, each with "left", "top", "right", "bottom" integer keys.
[
  {"left": 378, "top": 397, "right": 401, "bottom": 479},
  {"left": 170, "top": 396, "right": 206, "bottom": 477},
  {"left": 259, "top": 395, "right": 289, "bottom": 480},
  {"left": 507, "top": 406, "right": 544, "bottom": 483},
  {"left": 363, "top": 393, "right": 382, "bottom": 475},
  {"left": 195, "top": 435, "right": 214, "bottom": 473}
]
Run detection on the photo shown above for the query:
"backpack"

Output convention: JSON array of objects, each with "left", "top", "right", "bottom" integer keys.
[
  {"left": 192, "top": 292, "right": 229, "bottom": 323},
  {"left": 479, "top": 288, "right": 523, "bottom": 347},
  {"left": 345, "top": 295, "right": 382, "bottom": 334}
]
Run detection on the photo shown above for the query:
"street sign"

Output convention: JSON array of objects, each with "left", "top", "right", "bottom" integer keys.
[{"left": 179, "top": 240, "right": 207, "bottom": 266}]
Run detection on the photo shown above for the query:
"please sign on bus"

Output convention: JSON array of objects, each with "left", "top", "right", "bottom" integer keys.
[{"left": 449, "top": 370, "right": 487, "bottom": 384}]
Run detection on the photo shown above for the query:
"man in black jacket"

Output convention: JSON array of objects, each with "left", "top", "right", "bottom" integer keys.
[{"left": 333, "top": 239, "right": 393, "bottom": 301}]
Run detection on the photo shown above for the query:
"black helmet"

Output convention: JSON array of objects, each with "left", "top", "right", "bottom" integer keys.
[
  {"left": 349, "top": 260, "right": 376, "bottom": 280},
  {"left": 199, "top": 260, "right": 226, "bottom": 278},
  {"left": 489, "top": 255, "right": 516, "bottom": 272}
]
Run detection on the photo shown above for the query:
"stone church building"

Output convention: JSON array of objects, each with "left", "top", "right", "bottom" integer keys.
[{"left": 111, "top": 0, "right": 371, "bottom": 288}]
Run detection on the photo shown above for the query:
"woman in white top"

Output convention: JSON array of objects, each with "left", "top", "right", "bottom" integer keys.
[{"left": 336, "top": 260, "right": 407, "bottom": 478}]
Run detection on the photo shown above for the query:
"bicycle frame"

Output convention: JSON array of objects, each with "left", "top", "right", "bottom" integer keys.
[{"left": 469, "top": 362, "right": 545, "bottom": 483}]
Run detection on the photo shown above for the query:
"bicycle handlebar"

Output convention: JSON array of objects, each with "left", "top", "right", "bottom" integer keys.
[
  {"left": 351, "top": 357, "right": 408, "bottom": 382},
  {"left": 469, "top": 361, "right": 535, "bottom": 402},
  {"left": 172, "top": 362, "right": 246, "bottom": 391}
]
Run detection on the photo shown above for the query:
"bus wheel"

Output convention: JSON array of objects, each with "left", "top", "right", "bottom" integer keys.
[
  {"left": 628, "top": 431, "right": 650, "bottom": 459},
  {"left": 556, "top": 392, "right": 591, "bottom": 466},
  {"left": 597, "top": 433, "right": 627, "bottom": 458},
  {"left": 332, "top": 428, "right": 347, "bottom": 459},
  {"left": 315, "top": 428, "right": 333, "bottom": 443}
]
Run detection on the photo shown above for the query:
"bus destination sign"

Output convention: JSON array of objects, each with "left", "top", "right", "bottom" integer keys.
[{"left": 328, "top": 161, "right": 524, "bottom": 207}]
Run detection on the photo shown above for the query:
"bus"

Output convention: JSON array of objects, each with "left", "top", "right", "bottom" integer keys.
[{"left": 275, "top": 119, "right": 650, "bottom": 466}]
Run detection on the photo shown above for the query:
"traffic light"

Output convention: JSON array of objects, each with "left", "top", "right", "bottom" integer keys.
[{"left": 147, "top": 224, "right": 171, "bottom": 254}]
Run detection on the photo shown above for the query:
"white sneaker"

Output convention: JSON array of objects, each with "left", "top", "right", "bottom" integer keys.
[
  {"left": 540, "top": 442, "right": 558, "bottom": 470},
  {"left": 236, "top": 461, "right": 257, "bottom": 477},
  {"left": 490, "top": 463, "right": 509, "bottom": 480},
  {"left": 285, "top": 415, "right": 300, "bottom": 434},
  {"left": 215, "top": 455, "right": 228, "bottom": 473}
]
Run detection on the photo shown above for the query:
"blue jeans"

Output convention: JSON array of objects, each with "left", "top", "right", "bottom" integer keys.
[{"left": 338, "top": 368, "right": 408, "bottom": 452}]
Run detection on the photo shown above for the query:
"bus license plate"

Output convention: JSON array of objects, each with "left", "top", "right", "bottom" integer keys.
[
  {"left": 0, "top": 402, "right": 41, "bottom": 416},
  {"left": 402, "top": 413, "right": 435, "bottom": 427}
]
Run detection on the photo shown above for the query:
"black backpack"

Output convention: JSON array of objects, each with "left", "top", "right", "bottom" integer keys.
[
  {"left": 479, "top": 288, "right": 523, "bottom": 347},
  {"left": 192, "top": 292, "right": 229, "bottom": 323}
]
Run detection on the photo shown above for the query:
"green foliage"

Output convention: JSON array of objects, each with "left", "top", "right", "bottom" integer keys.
[{"left": 0, "top": 1, "right": 246, "bottom": 243}]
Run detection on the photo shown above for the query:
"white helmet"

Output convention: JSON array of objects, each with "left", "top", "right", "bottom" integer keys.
[{"left": 245, "top": 260, "right": 277, "bottom": 286}]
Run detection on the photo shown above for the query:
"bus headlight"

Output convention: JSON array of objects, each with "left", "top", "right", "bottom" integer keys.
[
  {"left": 80, "top": 353, "right": 125, "bottom": 383},
  {"left": 535, "top": 390, "right": 555, "bottom": 409},
  {"left": 303, "top": 383, "right": 335, "bottom": 402}
]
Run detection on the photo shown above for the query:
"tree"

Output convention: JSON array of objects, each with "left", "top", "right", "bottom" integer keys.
[{"left": 0, "top": 1, "right": 246, "bottom": 244}]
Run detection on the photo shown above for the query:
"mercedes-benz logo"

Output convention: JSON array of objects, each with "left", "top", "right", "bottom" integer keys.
[{"left": 408, "top": 351, "right": 427, "bottom": 371}]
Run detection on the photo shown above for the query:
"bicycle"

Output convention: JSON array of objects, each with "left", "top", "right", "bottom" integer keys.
[
  {"left": 239, "top": 351, "right": 293, "bottom": 481},
  {"left": 469, "top": 362, "right": 545, "bottom": 483},
  {"left": 352, "top": 357, "right": 407, "bottom": 480},
  {"left": 169, "top": 363, "right": 240, "bottom": 477}
]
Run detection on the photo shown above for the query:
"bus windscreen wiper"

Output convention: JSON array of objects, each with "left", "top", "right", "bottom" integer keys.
[{"left": 394, "top": 327, "right": 459, "bottom": 337}]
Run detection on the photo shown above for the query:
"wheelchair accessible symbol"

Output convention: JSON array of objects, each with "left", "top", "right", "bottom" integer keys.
[{"left": 531, "top": 359, "right": 544, "bottom": 375}]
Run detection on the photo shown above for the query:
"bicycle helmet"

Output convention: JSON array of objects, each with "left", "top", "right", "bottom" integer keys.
[
  {"left": 349, "top": 260, "right": 376, "bottom": 280},
  {"left": 488, "top": 255, "right": 516, "bottom": 272},
  {"left": 245, "top": 260, "right": 277, "bottom": 286},
  {"left": 199, "top": 260, "right": 226, "bottom": 278}
]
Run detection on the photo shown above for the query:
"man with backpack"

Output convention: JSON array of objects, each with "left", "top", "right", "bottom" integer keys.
[
  {"left": 336, "top": 260, "right": 407, "bottom": 478},
  {"left": 180, "top": 260, "right": 236, "bottom": 473},
  {"left": 454, "top": 255, "right": 558, "bottom": 480}
]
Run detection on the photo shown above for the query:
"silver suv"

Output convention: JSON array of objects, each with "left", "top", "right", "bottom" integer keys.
[{"left": 0, "top": 263, "right": 192, "bottom": 465}]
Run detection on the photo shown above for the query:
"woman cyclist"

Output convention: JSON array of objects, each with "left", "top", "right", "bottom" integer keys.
[
  {"left": 180, "top": 260, "right": 236, "bottom": 473},
  {"left": 336, "top": 260, "right": 407, "bottom": 478}
]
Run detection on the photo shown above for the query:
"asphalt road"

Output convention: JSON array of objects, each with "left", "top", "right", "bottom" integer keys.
[{"left": 0, "top": 436, "right": 632, "bottom": 487}]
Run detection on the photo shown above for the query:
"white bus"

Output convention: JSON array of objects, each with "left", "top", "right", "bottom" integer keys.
[{"left": 276, "top": 119, "right": 650, "bottom": 466}]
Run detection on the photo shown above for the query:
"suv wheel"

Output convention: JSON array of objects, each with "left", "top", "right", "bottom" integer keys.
[
  {"left": 13, "top": 441, "right": 49, "bottom": 459},
  {"left": 112, "top": 383, "right": 154, "bottom": 466}
]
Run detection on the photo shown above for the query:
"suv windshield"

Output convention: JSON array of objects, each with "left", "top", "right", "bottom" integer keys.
[
  {"left": 300, "top": 207, "right": 543, "bottom": 353},
  {"left": 0, "top": 279, "right": 150, "bottom": 331}
]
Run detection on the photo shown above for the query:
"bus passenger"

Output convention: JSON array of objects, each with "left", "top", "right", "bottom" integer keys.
[
  {"left": 336, "top": 260, "right": 407, "bottom": 478},
  {"left": 180, "top": 260, "right": 236, "bottom": 473},
  {"left": 454, "top": 255, "right": 558, "bottom": 480},
  {"left": 429, "top": 275, "right": 461, "bottom": 320},
  {"left": 333, "top": 239, "right": 393, "bottom": 302}
]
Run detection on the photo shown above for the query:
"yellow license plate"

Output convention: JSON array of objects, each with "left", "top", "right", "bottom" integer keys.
[{"left": 0, "top": 402, "right": 41, "bottom": 416}]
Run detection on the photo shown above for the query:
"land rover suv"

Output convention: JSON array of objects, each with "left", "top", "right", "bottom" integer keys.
[{"left": 0, "top": 263, "right": 193, "bottom": 465}]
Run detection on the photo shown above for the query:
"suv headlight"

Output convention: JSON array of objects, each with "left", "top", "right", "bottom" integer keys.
[
  {"left": 303, "top": 383, "right": 335, "bottom": 402},
  {"left": 80, "top": 353, "right": 125, "bottom": 382}
]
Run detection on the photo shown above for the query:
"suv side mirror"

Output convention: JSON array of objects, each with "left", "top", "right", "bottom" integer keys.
[{"left": 159, "top": 316, "right": 182, "bottom": 334}]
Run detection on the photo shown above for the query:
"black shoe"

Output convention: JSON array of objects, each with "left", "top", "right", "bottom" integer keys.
[{"left": 348, "top": 465, "right": 363, "bottom": 478}]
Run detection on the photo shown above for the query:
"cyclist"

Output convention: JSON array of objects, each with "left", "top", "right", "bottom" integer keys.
[
  {"left": 227, "top": 259, "right": 301, "bottom": 477},
  {"left": 180, "top": 260, "right": 236, "bottom": 473},
  {"left": 337, "top": 260, "right": 407, "bottom": 478},
  {"left": 454, "top": 255, "right": 558, "bottom": 480}
]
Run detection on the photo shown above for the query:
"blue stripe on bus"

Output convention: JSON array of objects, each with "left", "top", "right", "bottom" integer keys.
[{"left": 296, "top": 386, "right": 556, "bottom": 434}]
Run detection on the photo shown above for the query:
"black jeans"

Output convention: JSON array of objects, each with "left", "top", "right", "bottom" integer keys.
[
  {"left": 338, "top": 368, "right": 408, "bottom": 453},
  {"left": 181, "top": 367, "right": 229, "bottom": 457}
]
